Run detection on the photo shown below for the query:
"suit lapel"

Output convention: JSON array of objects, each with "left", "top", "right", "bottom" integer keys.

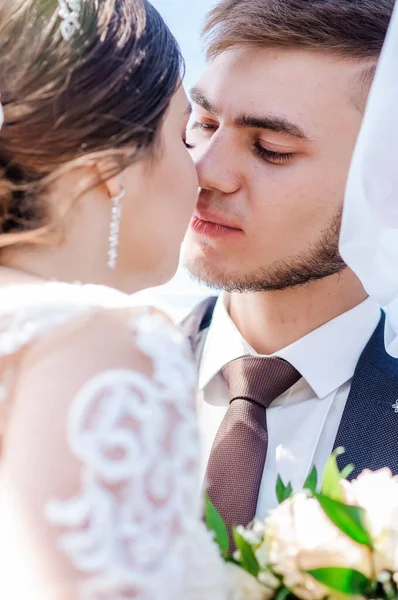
[
  {"left": 180, "top": 296, "right": 218, "bottom": 353},
  {"left": 334, "top": 312, "right": 398, "bottom": 479}
]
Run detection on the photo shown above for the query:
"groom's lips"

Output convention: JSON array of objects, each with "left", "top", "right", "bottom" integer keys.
[{"left": 190, "top": 209, "right": 243, "bottom": 238}]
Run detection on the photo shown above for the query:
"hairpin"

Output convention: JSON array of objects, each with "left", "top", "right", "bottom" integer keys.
[{"left": 57, "top": 0, "right": 81, "bottom": 41}]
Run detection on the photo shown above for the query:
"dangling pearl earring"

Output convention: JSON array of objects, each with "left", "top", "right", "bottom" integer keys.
[{"left": 107, "top": 187, "right": 125, "bottom": 270}]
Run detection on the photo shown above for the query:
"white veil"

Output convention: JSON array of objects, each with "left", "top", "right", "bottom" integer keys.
[{"left": 339, "top": 0, "right": 398, "bottom": 357}]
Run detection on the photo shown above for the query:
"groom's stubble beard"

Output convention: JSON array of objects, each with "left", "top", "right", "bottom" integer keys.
[{"left": 185, "top": 207, "right": 347, "bottom": 293}]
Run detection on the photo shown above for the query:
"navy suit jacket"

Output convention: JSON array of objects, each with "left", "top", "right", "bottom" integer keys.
[
  {"left": 181, "top": 297, "right": 398, "bottom": 480},
  {"left": 334, "top": 311, "right": 398, "bottom": 478}
]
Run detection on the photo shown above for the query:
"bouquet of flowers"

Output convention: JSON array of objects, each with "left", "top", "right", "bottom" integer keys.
[{"left": 206, "top": 449, "right": 398, "bottom": 600}]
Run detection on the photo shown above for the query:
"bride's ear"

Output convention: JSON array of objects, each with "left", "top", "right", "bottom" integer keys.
[{"left": 95, "top": 159, "right": 125, "bottom": 201}]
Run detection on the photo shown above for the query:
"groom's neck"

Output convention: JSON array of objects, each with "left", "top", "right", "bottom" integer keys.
[{"left": 228, "top": 269, "right": 368, "bottom": 355}]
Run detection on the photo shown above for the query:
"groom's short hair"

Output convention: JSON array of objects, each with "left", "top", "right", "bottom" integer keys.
[{"left": 203, "top": 0, "right": 393, "bottom": 62}]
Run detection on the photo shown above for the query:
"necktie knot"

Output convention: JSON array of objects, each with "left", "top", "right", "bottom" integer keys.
[{"left": 221, "top": 355, "right": 301, "bottom": 409}]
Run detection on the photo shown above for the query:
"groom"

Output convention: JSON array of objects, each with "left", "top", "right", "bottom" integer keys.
[{"left": 182, "top": 0, "right": 397, "bottom": 536}]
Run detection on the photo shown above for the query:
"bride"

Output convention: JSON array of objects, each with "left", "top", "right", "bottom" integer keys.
[{"left": 0, "top": 0, "right": 228, "bottom": 598}]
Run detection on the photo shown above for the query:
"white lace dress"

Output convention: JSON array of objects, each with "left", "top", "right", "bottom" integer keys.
[{"left": 0, "top": 282, "right": 228, "bottom": 600}]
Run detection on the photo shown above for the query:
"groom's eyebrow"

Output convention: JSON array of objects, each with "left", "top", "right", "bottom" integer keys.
[
  {"left": 190, "top": 85, "right": 311, "bottom": 141},
  {"left": 190, "top": 86, "right": 219, "bottom": 116},
  {"left": 234, "top": 114, "right": 311, "bottom": 141}
]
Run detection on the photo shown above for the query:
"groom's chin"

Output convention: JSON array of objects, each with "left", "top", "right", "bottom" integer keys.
[
  {"left": 182, "top": 253, "right": 233, "bottom": 292},
  {"left": 183, "top": 252, "right": 219, "bottom": 289},
  {"left": 183, "top": 234, "right": 246, "bottom": 290}
]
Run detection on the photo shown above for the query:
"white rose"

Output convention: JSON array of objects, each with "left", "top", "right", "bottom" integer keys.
[
  {"left": 226, "top": 563, "right": 276, "bottom": 600},
  {"left": 264, "top": 492, "right": 373, "bottom": 600},
  {"left": 342, "top": 468, "right": 398, "bottom": 573}
]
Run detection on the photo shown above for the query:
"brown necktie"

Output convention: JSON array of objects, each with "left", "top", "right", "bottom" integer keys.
[{"left": 205, "top": 356, "right": 301, "bottom": 549}]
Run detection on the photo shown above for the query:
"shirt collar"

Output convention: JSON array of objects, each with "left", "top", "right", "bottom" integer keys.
[{"left": 198, "top": 293, "right": 381, "bottom": 399}]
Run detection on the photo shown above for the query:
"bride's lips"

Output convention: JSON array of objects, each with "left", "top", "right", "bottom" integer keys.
[{"left": 190, "top": 209, "right": 243, "bottom": 238}]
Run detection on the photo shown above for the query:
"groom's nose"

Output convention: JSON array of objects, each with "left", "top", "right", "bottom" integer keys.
[{"left": 194, "top": 131, "right": 241, "bottom": 195}]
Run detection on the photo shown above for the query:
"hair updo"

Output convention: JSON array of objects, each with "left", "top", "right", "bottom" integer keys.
[{"left": 0, "top": 0, "right": 183, "bottom": 247}]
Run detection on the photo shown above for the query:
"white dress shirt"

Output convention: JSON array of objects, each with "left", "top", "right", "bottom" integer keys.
[{"left": 195, "top": 294, "right": 381, "bottom": 519}]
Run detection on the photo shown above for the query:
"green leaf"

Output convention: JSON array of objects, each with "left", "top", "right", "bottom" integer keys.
[
  {"left": 233, "top": 528, "right": 260, "bottom": 577},
  {"left": 304, "top": 466, "right": 318, "bottom": 494},
  {"left": 284, "top": 482, "right": 293, "bottom": 501},
  {"left": 276, "top": 475, "right": 286, "bottom": 504},
  {"left": 225, "top": 555, "right": 240, "bottom": 565},
  {"left": 275, "top": 587, "right": 294, "bottom": 600},
  {"left": 340, "top": 464, "right": 355, "bottom": 480},
  {"left": 308, "top": 567, "right": 370, "bottom": 595},
  {"left": 276, "top": 475, "right": 293, "bottom": 504},
  {"left": 204, "top": 493, "right": 229, "bottom": 557},
  {"left": 321, "top": 447, "right": 345, "bottom": 501},
  {"left": 315, "top": 493, "right": 373, "bottom": 547}
]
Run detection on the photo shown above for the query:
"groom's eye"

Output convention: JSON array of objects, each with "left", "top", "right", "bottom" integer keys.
[
  {"left": 191, "top": 121, "right": 218, "bottom": 133},
  {"left": 253, "top": 142, "right": 294, "bottom": 165}
]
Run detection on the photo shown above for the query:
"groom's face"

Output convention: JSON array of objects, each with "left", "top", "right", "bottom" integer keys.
[{"left": 184, "top": 47, "right": 367, "bottom": 292}]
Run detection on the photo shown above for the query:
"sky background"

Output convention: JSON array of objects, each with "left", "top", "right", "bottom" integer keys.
[
  {"left": 133, "top": 0, "right": 218, "bottom": 313},
  {"left": 151, "top": 0, "right": 215, "bottom": 89}
]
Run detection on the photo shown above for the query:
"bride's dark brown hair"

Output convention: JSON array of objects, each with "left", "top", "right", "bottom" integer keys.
[{"left": 0, "top": 0, "right": 184, "bottom": 247}]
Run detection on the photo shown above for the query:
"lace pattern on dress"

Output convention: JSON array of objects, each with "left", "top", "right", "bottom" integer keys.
[
  {"left": 0, "top": 283, "right": 228, "bottom": 599},
  {"left": 44, "top": 312, "right": 228, "bottom": 599}
]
